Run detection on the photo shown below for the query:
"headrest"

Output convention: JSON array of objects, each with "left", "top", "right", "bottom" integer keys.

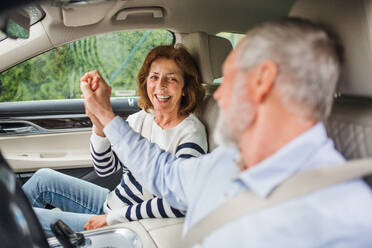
[
  {"left": 290, "top": 0, "right": 372, "bottom": 97},
  {"left": 182, "top": 32, "right": 233, "bottom": 84}
]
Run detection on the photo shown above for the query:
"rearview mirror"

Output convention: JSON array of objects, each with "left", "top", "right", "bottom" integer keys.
[{"left": 1, "top": 9, "right": 30, "bottom": 39}]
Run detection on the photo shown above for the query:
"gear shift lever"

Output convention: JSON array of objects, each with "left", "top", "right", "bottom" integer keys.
[{"left": 50, "top": 220, "right": 86, "bottom": 248}]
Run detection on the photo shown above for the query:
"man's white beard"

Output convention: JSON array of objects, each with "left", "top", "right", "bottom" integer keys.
[
  {"left": 213, "top": 76, "right": 256, "bottom": 147},
  {"left": 214, "top": 109, "right": 236, "bottom": 146}
]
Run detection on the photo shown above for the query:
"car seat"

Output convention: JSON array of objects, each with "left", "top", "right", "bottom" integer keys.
[{"left": 182, "top": 32, "right": 233, "bottom": 152}]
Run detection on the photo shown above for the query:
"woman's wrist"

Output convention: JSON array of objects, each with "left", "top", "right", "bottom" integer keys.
[{"left": 93, "top": 125, "right": 105, "bottom": 137}]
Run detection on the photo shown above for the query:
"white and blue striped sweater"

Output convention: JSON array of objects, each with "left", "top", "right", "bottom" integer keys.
[{"left": 90, "top": 110, "right": 208, "bottom": 225}]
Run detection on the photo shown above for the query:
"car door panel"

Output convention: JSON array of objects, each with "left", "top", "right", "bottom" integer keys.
[
  {"left": 0, "top": 130, "right": 92, "bottom": 172},
  {"left": 0, "top": 97, "right": 139, "bottom": 188}
]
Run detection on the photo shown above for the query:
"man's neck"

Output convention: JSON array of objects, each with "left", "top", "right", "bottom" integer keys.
[{"left": 237, "top": 109, "right": 316, "bottom": 170}]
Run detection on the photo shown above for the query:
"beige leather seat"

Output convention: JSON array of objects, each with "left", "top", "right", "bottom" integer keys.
[{"left": 182, "top": 32, "right": 233, "bottom": 151}]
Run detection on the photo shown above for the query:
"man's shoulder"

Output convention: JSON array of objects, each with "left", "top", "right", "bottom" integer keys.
[
  {"left": 317, "top": 177, "right": 372, "bottom": 206},
  {"left": 285, "top": 172, "right": 372, "bottom": 230},
  {"left": 304, "top": 129, "right": 346, "bottom": 170},
  {"left": 210, "top": 177, "right": 372, "bottom": 246}
]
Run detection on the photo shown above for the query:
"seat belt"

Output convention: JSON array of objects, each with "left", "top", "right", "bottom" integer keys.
[
  {"left": 182, "top": 158, "right": 372, "bottom": 248},
  {"left": 141, "top": 112, "right": 153, "bottom": 141}
]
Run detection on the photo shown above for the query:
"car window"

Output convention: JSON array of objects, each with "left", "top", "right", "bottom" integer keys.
[
  {"left": 0, "top": 29, "right": 174, "bottom": 102},
  {"left": 217, "top": 32, "right": 245, "bottom": 47},
  {"left": 213, "top": 32, "right": 245, "bottom": 84}
]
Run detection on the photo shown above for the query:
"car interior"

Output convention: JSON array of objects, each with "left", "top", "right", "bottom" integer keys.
[{"left": 0, "top": 0, "right": 371, "bottom": 247}]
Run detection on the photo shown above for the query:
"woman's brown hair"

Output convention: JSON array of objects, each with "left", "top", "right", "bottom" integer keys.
[{"left": 137, "top": 44, "right": 205, "bottom": 115}]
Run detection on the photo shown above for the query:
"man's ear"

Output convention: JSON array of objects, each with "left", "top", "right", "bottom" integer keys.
[{"left": 252, "top": 60, "right": 278, "bottom": 104}]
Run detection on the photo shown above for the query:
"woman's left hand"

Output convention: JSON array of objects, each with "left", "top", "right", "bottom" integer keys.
[{"left": 84, "top": 214, "right": 108, "bottom": 230}]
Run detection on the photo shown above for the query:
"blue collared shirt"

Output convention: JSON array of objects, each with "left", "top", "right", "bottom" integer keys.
[{"left": 105, "top": 117, "right": 372, "bottom": 247}]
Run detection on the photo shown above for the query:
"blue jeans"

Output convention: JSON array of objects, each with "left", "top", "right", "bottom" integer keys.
[{"left": 22, "top": 168, "right": 110, "bottom": 237}]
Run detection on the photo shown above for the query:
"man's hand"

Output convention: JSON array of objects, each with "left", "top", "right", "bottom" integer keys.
[
  {"left": 80, "top": 71, "right": 115, "bottom": 127},
  {"left": 84, "top": 214, "right": 108, "bottom": 230},
  {"left": 80, "top": 71, "right": 101, "bottom": 92}
]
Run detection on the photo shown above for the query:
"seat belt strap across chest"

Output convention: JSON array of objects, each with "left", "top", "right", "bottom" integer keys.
[
  {"left": 182, "top": 158, "right": 372, "bottom": 248},
  {"left": 141, "top": 112, "right": 153, "bottom": 141}
]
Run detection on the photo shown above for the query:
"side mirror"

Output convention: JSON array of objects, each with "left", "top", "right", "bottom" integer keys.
[{"left": 0, "top": 9, "right": 30, "bottom": 39}]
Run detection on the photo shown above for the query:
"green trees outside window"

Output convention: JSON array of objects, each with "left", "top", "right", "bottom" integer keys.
[{"left": 0, "top": 29, "right": 173, "bottom": 102}]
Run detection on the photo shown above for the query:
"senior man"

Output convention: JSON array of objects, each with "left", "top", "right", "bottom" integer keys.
[{"left": 81, "top": 17, "right": 372, "bottom": 247}]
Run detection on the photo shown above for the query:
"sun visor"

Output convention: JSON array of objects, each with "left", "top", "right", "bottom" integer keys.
[{"left": 61, "top": 0, "right": 116, "bottom": 27}]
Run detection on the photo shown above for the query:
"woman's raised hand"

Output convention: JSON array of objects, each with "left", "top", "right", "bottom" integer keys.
[
  {"left": 80, "top": 70, "right": 115, "bottom": 131},
  {"left": 80, "top": 71, "right": 105, "bottom": 136}
]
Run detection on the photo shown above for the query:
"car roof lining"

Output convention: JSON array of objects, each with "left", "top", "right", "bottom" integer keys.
[{"left": 0, "top": 0, "right": 296, "bottom": 72}]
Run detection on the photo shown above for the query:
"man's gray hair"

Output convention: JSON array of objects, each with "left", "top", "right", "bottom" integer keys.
[{"left": 236, "top": 17, "right": 342, "bottom": 121}]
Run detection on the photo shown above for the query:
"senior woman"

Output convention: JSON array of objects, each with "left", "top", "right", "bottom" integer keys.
[{"left": 22, "top": 44, "right": 207, "bottom": 236}]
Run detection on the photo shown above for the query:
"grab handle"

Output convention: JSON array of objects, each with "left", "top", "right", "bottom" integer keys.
[{"left": 116, "top": 7, "right": 164, "bottom": 21}]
